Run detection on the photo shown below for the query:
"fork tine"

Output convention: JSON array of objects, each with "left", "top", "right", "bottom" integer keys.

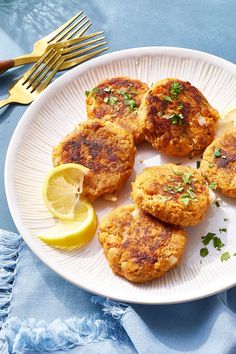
[
  {"left": 62, "top": 37, "right": 107, "bottom": 60},
  {"left": 22, "top": 49, "right": 56, "bottom": 84},
  {"left": 67, "top": 21, "right": 92, "bottom": 40},
  {"left": 63, "top": 41, "right": 107, "bottom": 60},
  {"left": 36, "top": 58, "right": 65, "bottom": 94},
  {"left": 46, "top": 11, "right": 83, "bottom": 43},
  {"left": 25, "top": 50, "right": 58, "bottom": 87},
  {"left": 57, "top": 31, "right": 104, "bottom": 49},
  {"left": 51, "top": 16, "right": 89, "bottom": 43},
  {"left": 27, "top": 54, "right": 62, "bottom": 91},
  {"left": 61, "top": 47, "right": 109, "bottom": 70}
]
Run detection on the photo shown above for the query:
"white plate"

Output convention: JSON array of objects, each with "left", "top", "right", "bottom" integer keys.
[{"left": 5, "top": 47, "right": 236, "bottom": 304}]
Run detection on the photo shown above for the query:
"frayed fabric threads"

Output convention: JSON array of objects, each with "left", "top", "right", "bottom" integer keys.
[
  {"left": 1, "top": 315, "right": 129, "bottom": 353},
  {"left": 0, "top": 230, "right": 22, "bottom": 328},
  {"left": 91, "top": 296, "right": 131, "bottom": 320}
]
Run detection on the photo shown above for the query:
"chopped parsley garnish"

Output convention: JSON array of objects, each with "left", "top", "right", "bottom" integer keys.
[
  {"left": 221, "top": 252, "right": 230, "bottom": 262},
  {"left": 219, "top": 227, "right": 227, "bottom": 233},
  {"left": 215, "top": 200, "right": 220, "bottom": 208},
  {"left": 119, "top": 90, "right": 137, "bottom": 110},
  {"left": 214, "top": 148, "right": 221, "bottom": 157},
  {"left": 179, "top": 193, "right": 190, "bottom": 205},
  {"left": 161, "top": 82, "right": 184, "bottom": 126},
  {"left": 177, "top": 101, "right": 184, "bottom": 110},
  {"left": 208, "top": 162, "right": 214, "bottom": 168},
  {"left": 208, "top": 181, "right": 217, "bottom": 190},
  {"left": 169, "top": 113, "right": 184, "bottom": 125},
  {"left": 85, "top": 87, "right": 99, "bottom": 96},
  {"left": 171, "top": 168, "right": 182, "bottom": 176},
  {"left": 170, "top": 82, "right": 183, "bottom": 98},
  {"left": 186, "top": 187, "right": 196, "bottom": 199},
  {"left": 163, "top": 95, "right": 173, "bottom": 102},
  {"left": 164, "top": 184, "right": 184, "bottom": 193},
  {"left": 201, "top": 232, "right": 216, "bottom": 246},
  {"left": 196, "top": 161, "right": 201, "bottom": 169},
  {"left": 224, "top": 218, "right": 229, "bottom": 222},
  {"left": 104, "top": 86, "right": 114, "bottom": 93},
  {"left": 103, "top": 96, "right": 118, "bottom": 105},
  {"left": 213, "top": 237, "right": 225, "bottom": 251},
  {"left": 166, "top": 169, "right": 197, "bottom": 205},
  {"left": 182, "top": 172, "right": 192, "bottom": 184},
  {"left": 125, "top": 98, "right": 137, "bottom": 110},
  {"left": 233, "top": 253, "right": 236, "bottom": 256},
  {"left": 200, "top": 247, "right": 209, "bottom": 257}
]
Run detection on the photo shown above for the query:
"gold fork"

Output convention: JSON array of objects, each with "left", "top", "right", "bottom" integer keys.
[
  {"left": 0, "top": 34, "right": 108, "bottom": 108},
  {"left": 0, "top": 11, "right": 92, "bottom": 74}
]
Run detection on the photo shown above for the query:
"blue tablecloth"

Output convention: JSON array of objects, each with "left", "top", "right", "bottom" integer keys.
[{"left": 1, "top": 1, "right": 236, "bottom": 353}]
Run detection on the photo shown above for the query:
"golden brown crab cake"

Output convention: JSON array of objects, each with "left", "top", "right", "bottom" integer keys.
[
  {"left": 86, "top": 76, "right": 149, "bottom": 144},
  {"left": 98, "top": 204, "right": 187, "bottom": 283},
  {"left": 139, "top": 78, "right": 219, "bottom": 157},
  {"left": 131, "top": 164, "right": 210, "bottom": 226},
  {"left": 52, "top": 120, "right": 136, "bottom": 201},
  {"left": 200, "top": 130, "right": 236, "bottom": 198}
]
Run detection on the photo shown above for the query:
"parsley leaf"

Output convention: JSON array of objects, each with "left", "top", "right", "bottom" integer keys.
[
  {"left": 124, "top": 98, "right": 137, "bottom": 110},
  {"left": 196, "top": 160, "right": 201, "bottom": 169},
  {"left": 163, "top": 95, "right": 173, "bottom": 102},
  {"left": 171, "top": 168, "right": 182, "bottom": 176},
  {"left": 170, "top": 82, "right": 183, "bottom": 98},
  {"left": 200, "top": 247, "right": 209, "bottom": 257},
  {"left": 179, "top": 193, "right": 190, "bottom": 205},
  {"left": 85, "top": 87, "right": 99, "bottom": 96},
  {"left": 201, "top": 232, "right": 216, "bottom": 246},
  {"left": 169, "top": 113, "right": 184, "bottom": 125},
  {"left": 186, "top": 188, "right": 196, "bottom": 199},
  {"left": 119, "top": 90, "right": 137, "bottom": 110},
  {"left": 214, "top": 148, "right": 221, "bottom": 157},
  {"left": 219, "top": 227, "right": 227, "bottom": 233},
  {"left": 103, "top": 96, "right": 118, "bottom": 105},
  {"left": 182, "top": 172, "right": 192, "bottom": 184},
  {"left": 177, "top": 101, "right": 184, "bottom": 110},
  {"left": 213, "top": 237, "right": 225, "bottom": 251},
  {"left": 221, "top": 252, "right": 230, "bottom": 262},
  {"left": 208, "top": 181, "right": 217, "bottom": 190},
  {"left": 208, "top": 162, "right": 214, "bottom": 168},
  {"left": 104, "top": 86, "right": 114, "bottom": 93},
  {"left": 224, "top": 218, "right": 229, "bottom": 222}
]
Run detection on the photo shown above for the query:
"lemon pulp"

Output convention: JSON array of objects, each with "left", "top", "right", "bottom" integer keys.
[{"left": 42, "top": 163, "right": 89, "bottom": 220}]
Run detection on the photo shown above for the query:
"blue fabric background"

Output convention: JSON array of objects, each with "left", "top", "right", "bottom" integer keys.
[{"left": 1, "top": 1, "right": 236, "bottom": 353}]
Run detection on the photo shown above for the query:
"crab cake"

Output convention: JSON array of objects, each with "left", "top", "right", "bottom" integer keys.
[
  {"left": 86, "top": 76, "right": 149, "bottom": 144},
  {"left": 139, "top": 78, "right": 219, "bottom": 157},
  {"left": 200, "top": 130, "right": 236, "bottom": 198},
  {"left": 52, "top": 120, "right": 136, "bottom": 201},
  {"left": 99, "top": 204, "right": 187, "bottom": 283},
  {"left": 132, "top": 164, "right": 210, "bottom": 226}
]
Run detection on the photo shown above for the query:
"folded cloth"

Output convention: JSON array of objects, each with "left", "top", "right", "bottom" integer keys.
[{"left": 0, "top": 229, "right": 236, "bottom": 354}]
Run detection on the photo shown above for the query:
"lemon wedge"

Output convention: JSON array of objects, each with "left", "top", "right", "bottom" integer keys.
[
  {"left": 42, "top": 163, "right": 89, "bottom": 220},
  {"left": 217, "top": 107, "right": 236, "bottom": 134},
  {"left": 38, "top": 199, "right": 97, "bottom": 248},
  {"left": 221, "top": 106, "right": 236, "bottom": 123}
]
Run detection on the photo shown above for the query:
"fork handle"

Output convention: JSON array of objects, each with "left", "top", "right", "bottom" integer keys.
[
  {"left": 0, "top": 97, "right": 14, "bottom": 108},
  {"left": 0, "top": 59, "right": 15, "bottom": 74}
]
